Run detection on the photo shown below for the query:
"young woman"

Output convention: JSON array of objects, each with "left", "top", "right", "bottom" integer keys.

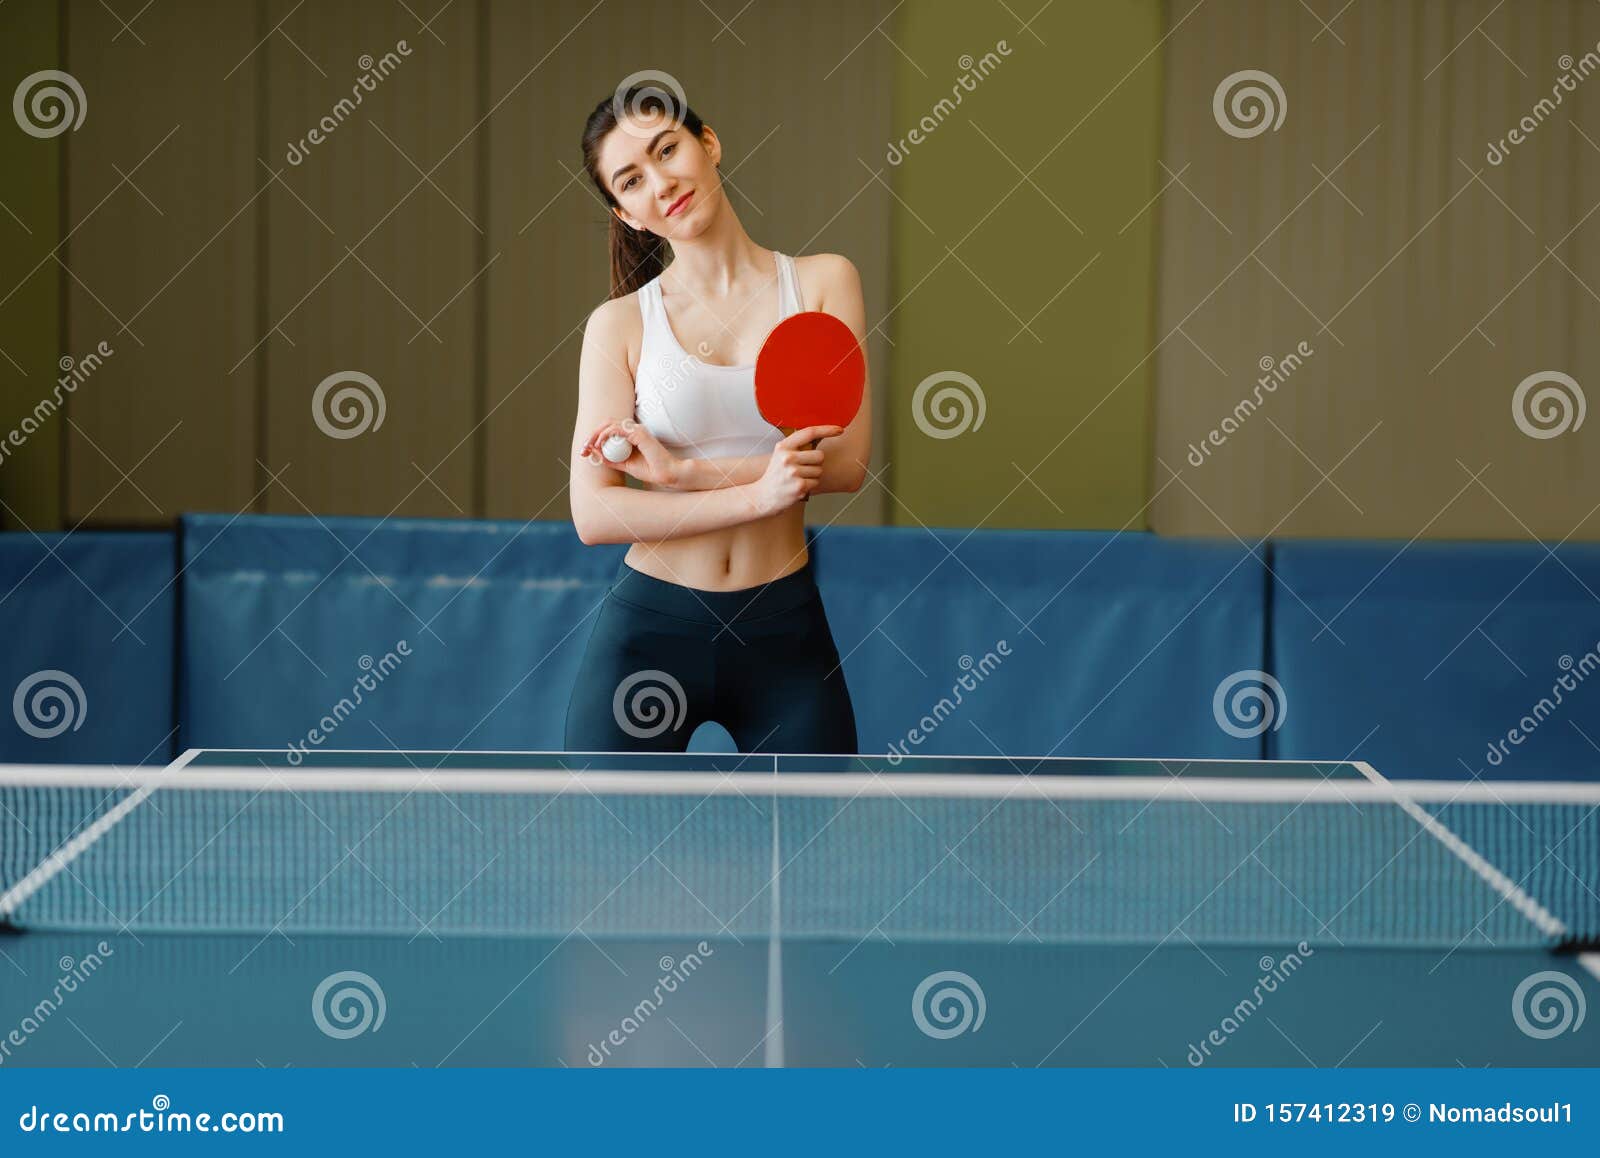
[{"left": 564, "top": 86, "right": 867, "bottom": 755}]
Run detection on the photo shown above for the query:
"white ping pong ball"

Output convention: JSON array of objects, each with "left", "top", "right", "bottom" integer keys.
[{"left": 601, "top": 434, "right": 633, "bottom": 463}]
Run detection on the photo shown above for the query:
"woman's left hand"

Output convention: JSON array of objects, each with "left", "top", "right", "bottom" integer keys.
[{"left": 580, "top": 418, "right": 686, "bottom": 489}]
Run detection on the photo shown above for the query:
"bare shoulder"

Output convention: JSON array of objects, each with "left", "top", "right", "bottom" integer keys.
[
  {"left": 586, "top": 292, "right": 641, "bottom": 337},
  {"left": 793, "top": 252, "right": 861, "bottom": 312},
  {"left": 583, "top": 292, "right": 644, "bottom": 373}
]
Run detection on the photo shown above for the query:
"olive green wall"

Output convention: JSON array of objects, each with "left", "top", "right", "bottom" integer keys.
[
  {"left": 0, "top": 0, "right": 898, "bottom": 530},
  {"left": 0, "top": 0, "right": 62, "bottom": 531},
  {"left": 1, "top": 0, "right": 1164, "bottom": 534},
  {"left": 886, "top": 1, "right": 1166, "bottom": 530},
  {"left": 20, "top": 2, "right": 1588, "bottom": 540}
]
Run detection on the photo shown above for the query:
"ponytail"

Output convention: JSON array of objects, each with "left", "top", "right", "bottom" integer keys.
[{"left": 607, "top": 214, "right": 668, "bottom": 300}]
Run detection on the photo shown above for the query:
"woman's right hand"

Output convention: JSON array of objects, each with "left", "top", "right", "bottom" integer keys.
[{"left": 753, "top": 426, "right": 844, "bottom": 514}]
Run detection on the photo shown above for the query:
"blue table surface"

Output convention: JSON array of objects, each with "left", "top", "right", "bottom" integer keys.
[{"left": 1, "top": 930, "right": 1594, "bottom": 1067}]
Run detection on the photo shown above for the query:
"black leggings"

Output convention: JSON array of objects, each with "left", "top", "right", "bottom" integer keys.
[{"left": 564, "top": 559, "right": 858, "bottom": 755}]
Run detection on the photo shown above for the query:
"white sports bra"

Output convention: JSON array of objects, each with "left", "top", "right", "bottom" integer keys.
[{"left": 632, "top": 252, "right": 805, "bottom": 461}]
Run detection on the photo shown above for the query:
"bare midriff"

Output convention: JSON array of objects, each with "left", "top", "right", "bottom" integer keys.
[{"left": 623, "top": 480, "right": 810, "bottom": 591}]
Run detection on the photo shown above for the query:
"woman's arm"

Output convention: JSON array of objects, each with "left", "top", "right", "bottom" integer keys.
[
  {"left": 674, "top": 454, "right": 767, "bottom": 490},
  {"left": 811, "top": 256, "right": 872, "bottom": 495},
  {"left": 577, "top": 466, "right": 772, "bottom": 545},
  {"left": 568, "top": 300, "right": 800, "bottom": 545}
]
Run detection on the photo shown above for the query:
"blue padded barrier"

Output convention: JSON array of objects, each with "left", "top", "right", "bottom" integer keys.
[
  {"left": 179, "top": 517, "right": 1266, "bottom": 760},
  {"left": 0, "top": 531, "right": 176, "bottom": 764},
  {"left": 180, "top": 515, "right": 626, "bottom": 754},
  {"left": 810, "top": 527, "right": 1269, "bottom": 760},
  {"left": 1269, "top": 540, "right": 1600, "bottom": 779}
]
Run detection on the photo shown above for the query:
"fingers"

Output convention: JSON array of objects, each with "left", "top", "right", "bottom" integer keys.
[
  {"left": 778, "top": 447, "right": 827, "bottom": 464},
  {"left": 578, "top": 423, "right": 608, "bottom": 459},
  {"left": 780, "top": 424, "right": 845, "bottom": 447},
  {"left": 780, "top": 424, "right": 843, "bottom": 446},
  {"left": 583, "top": 433, "right": 616, "bottom": 466},
  {"left": 584, "top": 417, "right": 636, "bottom": 448},
  {"left": 581, "top": 418, "right": 637, "bottom": 464}
]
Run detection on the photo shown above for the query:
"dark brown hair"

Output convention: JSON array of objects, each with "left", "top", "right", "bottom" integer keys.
[{"left": 581, "top": 85, "right": 708, "bottom": 299}]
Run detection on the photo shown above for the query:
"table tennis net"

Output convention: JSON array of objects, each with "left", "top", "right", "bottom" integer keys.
[{"left": 2, "top": 769, "right": 1596, "bottom": 949}]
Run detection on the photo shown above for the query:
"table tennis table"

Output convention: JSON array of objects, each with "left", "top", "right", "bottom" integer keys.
[{"left": 2, "top": 749, "right": 1596, "bottom": 1066}]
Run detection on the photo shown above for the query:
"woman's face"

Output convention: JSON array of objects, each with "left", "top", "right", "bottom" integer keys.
[{"left": 599, "top": 112, "right": 720, "bottom": 239}]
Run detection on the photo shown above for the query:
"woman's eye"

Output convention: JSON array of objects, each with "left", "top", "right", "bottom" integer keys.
[
  {"left": 660, "top": 142, "right": 676, "bottom": 159},
  {"left": 621, "top": 175, "right": 638, "bottom": 191}
]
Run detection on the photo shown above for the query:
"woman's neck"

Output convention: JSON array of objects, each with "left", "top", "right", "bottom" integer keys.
[{"left": 661, "top": 209, "right": 769, "bottom": 297}]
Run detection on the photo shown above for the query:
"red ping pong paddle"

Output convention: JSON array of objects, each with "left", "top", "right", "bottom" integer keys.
[{"left": 754, "top": 311, "right": 866, "bottom": 504}]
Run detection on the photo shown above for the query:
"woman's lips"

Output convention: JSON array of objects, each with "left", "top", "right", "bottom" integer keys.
[{"left": 666, "top": 191, "right": 694, "bottom": 217}]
